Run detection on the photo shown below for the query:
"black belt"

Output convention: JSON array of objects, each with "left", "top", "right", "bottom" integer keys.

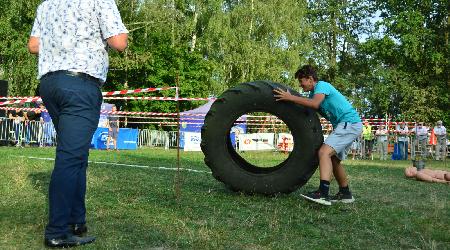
[{"left": 43, "top": 70, "right": 103, "bottom": 85}]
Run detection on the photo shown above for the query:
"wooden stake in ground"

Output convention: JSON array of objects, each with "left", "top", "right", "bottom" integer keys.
[{"left": 175, "top": 75, "right": 182, "bottom": 200}]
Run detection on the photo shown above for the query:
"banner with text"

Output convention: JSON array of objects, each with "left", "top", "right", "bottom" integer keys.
[{"left": 238, "top": 133, "right": 275, "bottom": 151}]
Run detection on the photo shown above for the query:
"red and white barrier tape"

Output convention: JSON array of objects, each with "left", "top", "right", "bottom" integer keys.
[
  {"left": 103, "top": 96, "right": 215, "bottom": 101},
  {"left": 102, "top": 87, "right": 176, "bottom": 96},
  {"left": 0, "top": 96, "right": 214, "bottom": 106},
  {"left": 0, "top": 107, "right": 424, "bottom": 129},
  {"left": 0, "top": 86, "right": 186, "bottom": 106},
  {"left": 0, "top": 97, "right": 43, "bottom": 106},
  {"left": 0, "top": 107, "right": 208, "bottom": 117},
  {"left": 0, "top": 87, "right": 177, "bottom": 100}
]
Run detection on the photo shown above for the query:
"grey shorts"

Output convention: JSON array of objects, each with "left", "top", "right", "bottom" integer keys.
[
  {"left": 108, "top": 128, "right": 119, "bottom": 139},
  {"left": 325, "top": 122, "right": 363, "bottom": 160}
]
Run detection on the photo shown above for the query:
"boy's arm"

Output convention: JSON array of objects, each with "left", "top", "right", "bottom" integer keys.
[{"left": 273, "top": 88, "right": 324, "bottom": 109}]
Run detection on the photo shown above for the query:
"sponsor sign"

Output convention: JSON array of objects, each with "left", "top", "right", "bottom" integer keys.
[
  {"left": 238, "top": 133, "right": 275, "bottom": 151},
  {"left": 184, "top": 132, "right": 202, "bottom": 151},
  {"left": 277, "top": 133, "right": 293, "bottom": 152}
]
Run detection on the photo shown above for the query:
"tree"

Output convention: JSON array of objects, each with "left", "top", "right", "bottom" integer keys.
[
  {"left": 361, "top": 0, "right": 449, "bottom": 123},
  {"left": 0, "top": 0, "right": 41, "bottom": 96},
  {"left": 199, "top": 0, "right": 313, "bottom": 89}
]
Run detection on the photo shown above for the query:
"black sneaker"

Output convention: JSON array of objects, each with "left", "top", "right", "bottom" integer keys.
[
  {"left": 300, "top": 190, "right": 331, "bottom": 206},
  {"left": 330, "top": 191, "right": 355, "bottom": 203}
]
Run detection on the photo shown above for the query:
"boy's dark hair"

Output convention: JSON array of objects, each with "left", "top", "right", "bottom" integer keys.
[{"left": 295, "top": 65, "right": 318, "bottom": 81}]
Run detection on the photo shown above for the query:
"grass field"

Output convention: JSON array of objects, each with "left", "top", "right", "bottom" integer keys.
[{"left": 0, "top": 147, "right": 449, "bottom": 249}]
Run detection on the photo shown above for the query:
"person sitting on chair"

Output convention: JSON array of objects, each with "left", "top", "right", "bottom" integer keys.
[{"left": 404, "top": 167, "right": 450, "bottom": 184}]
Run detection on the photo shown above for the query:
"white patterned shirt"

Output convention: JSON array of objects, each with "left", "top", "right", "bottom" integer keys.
[
  {"left": 30, "top": 0, "right": 128, "bottom": 82},
  {"left": 375, "top": 128, "right": 389, "bottom": 141},
  {"left": 396, "top": 125, "right": 409, "bottom": 142},
  {"left": 413, "top": 126, "right": 428, "bottom": 140},
  {"left": 433, "top": 126, "right": 446, "bottom": 137}
]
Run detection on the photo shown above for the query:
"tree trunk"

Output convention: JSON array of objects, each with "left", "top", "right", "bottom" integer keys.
[
  {"left": 190, "top": 10, "right": 198, "bottom": 52},
  {"left": 249, "top": 0, "right": 254, "bottom": 39}
]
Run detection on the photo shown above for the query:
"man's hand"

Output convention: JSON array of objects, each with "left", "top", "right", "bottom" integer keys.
[
  {"left": 28, "top": 36, "right": 39, "bottom": 54},
  {"left": 107, "top": 33, "right": 128, "bottom": 52},
  {"left": 273, "top": 88, "right": 294, "bottom": 102}
]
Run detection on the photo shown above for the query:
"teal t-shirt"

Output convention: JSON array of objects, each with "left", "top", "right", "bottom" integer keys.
[{"left": 309, "top": 81, "right": 361, "bottom": 128}]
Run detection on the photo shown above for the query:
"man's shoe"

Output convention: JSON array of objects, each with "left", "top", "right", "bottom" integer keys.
[
  {"left": 300, "top": 190, "right": 331, "bottom": 206},
  {"left": 71, "top": 224, "right": 88, "bottom": 236},
  {"left": 330, "top": 191, "right": 355, "bottom": 203},
  {"left": 44, "top": 235, "right": 95, "bottom": 248}
]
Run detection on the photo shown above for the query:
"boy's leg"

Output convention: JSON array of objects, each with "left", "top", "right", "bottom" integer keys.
[
  {"left": 318, "top": 144, "right": 335, "bottom": 183},
  {"left": 330, "top": 156, "right": 355, "bottom": 203},
  {"left": 299, "top": 144, "right": 334, "bottom": 206},
  {"left": 331, "top": 156, "right": 348, "bottom": 187}
]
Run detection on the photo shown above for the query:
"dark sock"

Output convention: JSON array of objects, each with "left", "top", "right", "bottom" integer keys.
[
  {"left": 339, "top": 186, "right": 351, "bottom": 195},
  {"left": 319, "top": 180, "right": 330, "bottom": 196}
]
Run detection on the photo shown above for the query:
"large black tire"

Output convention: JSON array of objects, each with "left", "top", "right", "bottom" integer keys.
[{"left": 201, "top": 81, "right": 323, "bottom": 195}]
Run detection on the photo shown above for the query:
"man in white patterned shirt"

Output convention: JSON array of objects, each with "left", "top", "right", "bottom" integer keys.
[
  {"left": 433, "top": 121, "right": 447, "bottom": 160},
  {"left": 28, "top": 0, "right": 128, "bottom": 247}
]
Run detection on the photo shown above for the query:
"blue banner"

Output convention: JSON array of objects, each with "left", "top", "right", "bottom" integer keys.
[{"left": 91, "top": 127, "right": 138, "bottom": 150}]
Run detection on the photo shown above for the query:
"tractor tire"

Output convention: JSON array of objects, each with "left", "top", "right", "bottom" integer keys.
[{"left": 201, "top": 81, "right": 323, "bottom": 195}]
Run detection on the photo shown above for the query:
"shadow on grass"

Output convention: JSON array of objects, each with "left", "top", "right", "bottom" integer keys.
[{"left": 28, "top": 171, "right": 50, "bottom": 196}]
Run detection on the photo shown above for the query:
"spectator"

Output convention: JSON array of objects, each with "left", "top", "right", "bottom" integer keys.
[
  {"left": 24, "top": 104, "right": 39, "bottom": 146},
  {"left": 362, "top": 120, "right": 374, "bottom": 159},
  {"left": 106, "top": 105, "right": 120, "bottom": 151},
  {"left": 433, "top": 120, "right": 447, "bottom": 161},
  {"left": 0, "top": 108, "right": 6, "bottom": 144},
  {"left": 8, "top": 106, "right": 24, "bottom": 146},
  {"left": 350, "top": 137, "right": 361, "bottom": 160},
  {"left": 375, "top": 124, "right": 389, "bottom": 160},
  {"left": 396, "top": 122, "right": 410, "bottom": 160},
  {"left": 412, "top": 122, "right": 428, "bottom": 159},
  {"left": 39, "top": 103, "right": 54, "bottom": 147}
]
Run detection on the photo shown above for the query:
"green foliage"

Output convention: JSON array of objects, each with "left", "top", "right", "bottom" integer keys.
[
  {"left": 0, "top": 0, "right": 41, "bottom": 96},
  {"left": 358, "top": 0, "right": 449, "bottom": 123},
  {"left": 0, "top": 0, "right": 448, "bottom": 125}
]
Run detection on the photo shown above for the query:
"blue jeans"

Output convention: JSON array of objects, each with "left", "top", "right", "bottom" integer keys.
[
  {"left": 398, "top": 141, "right": 408, "bottom": 160},
  {"left": 42, "top": 122, "right": 55, "bottom": 145},
  {"left": 40, "top": 72, "right": 102, "bottom": 239},
  {"left": 13, "top": 122, "right": 22, "bottom": 143}
]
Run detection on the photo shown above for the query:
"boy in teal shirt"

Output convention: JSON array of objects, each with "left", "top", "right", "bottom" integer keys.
[{"left": 273, "top": 65, "right": 362, "bottom": 205}]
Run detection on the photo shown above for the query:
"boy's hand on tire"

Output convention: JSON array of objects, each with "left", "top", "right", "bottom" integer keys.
[{"left": 273, "top": 88, "right": 293, "bottom": 102}]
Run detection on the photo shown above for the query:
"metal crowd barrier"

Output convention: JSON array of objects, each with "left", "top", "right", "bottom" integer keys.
[
  {"left": 0, "top": 118, "right": 56, "bottom": 147},
  {"left": 138, "top": 129, "right": 173, "bottom": 149},
  {"left": 1, "top": 118, "right": 446, "bottom": 159},
  {"left": 347, "top": 133, "right": 448, "bottom": 160}
]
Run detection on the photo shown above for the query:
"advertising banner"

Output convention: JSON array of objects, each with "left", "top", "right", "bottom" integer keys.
[
  {"left": 91, "top": 128, "right": 138, "bottom": 150},
  {"left": 277, "top": 133, "right": 293, "bottom": 152},
  {"left": 184, "top": 132, "right": 202, "bottom": 151},
  {"left": 238, "top": 133, "right": 275, "bottom": 151}
]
